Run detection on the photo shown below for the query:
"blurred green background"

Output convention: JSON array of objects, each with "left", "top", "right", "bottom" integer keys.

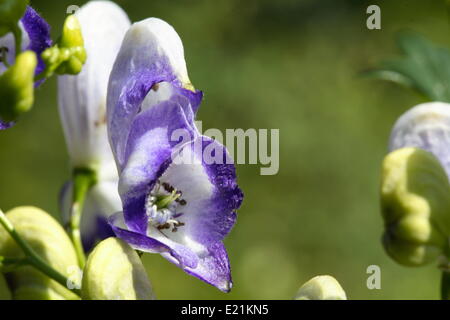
[{"left": 0, "top": 0, "right": 449, "bottom": 299}]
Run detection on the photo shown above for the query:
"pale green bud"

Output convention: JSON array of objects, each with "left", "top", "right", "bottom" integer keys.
[
  {"left": 294, "top": 275, "right": 347, "bottom": 300},
  {"left": 82, "top": 237, "right": 155, "bottom": 300},
  {"left": 0, "top": 50, "right": 37, "bottom": 122},
  {"left": 0, "top": 206, "right": 80, "bottom": 300},
  {"left": 41, "top": 15, "right": 86, "bottom": 77},
  {"left": 0, "top": 273, "right": 11, "bottom": 300},
  {"left": 0, "top": 0, "right": 28, "bottom": 37},
  {"left": 56, "top": 15, "right": 86, "bottom": 75},
  {"left": 380, "top": 147, "right": 450, "bottom": 266}
]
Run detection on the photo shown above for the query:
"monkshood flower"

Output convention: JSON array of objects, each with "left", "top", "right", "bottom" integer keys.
[
  {"left": 58, "top": 1, "right": 130, "bottom": 250},
  {"left": 107, "top": 18, "right": 243, "bottom": 291},
  {"left": 0, "top": 5, "right": 51, "bottom": 129},
  {"left": 380, "top": 102, "right": 450, "bottom": 266}
]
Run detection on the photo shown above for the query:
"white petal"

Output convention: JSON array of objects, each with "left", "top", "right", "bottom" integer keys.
[
  {"left": 0, "top": 21, "right": 30, "bottom": 75},
  {"left": 57, "top": 1, "right": 130, "bottom": 171},
  {"left": 389, "top": 102, "right": 450, "bottom": 178},
  {"left": 113, "top": 17, "right": 190, "bottom": 87}
]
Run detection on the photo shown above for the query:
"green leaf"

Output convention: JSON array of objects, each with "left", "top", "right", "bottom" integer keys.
[{"left": 365, "top": 32, "right": 450, "bottom": 102}]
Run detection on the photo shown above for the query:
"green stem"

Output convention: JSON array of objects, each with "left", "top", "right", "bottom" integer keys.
[
  {"left": 69, "top": 168, "right": 97, "bottom": 268},
  {"left": 0, "top": 209, "right": 81, "bottom": 297}
]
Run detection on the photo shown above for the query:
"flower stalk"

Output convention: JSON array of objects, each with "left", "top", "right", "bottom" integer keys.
[
  {"left": 69, "top": 168, "right": 96, "bottom": 268},
  {"left": 0, "top": 209, "right": 81, "bottom": 297}
]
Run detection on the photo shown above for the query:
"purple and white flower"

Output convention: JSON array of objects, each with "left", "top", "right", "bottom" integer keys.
[
  {"left": 389, "top": 102, "right": 450, "bottom": 178},
  {"left": 107, "top": 18, "right": 243, "bottom": 292},
  {"left": 58, "top": 1, "right": 130, "bottom": 250},
  {"left": 0, "top": 6, "right": 51, "bottom": 130}
]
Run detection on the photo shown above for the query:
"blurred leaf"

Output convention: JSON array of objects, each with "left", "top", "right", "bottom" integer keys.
[{"left": 365, "top": 33, "right": 450, "bottom": 102}]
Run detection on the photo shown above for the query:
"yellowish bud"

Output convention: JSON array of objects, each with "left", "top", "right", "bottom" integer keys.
[
  {"left": 41, "top": 15, "right": 86, "bottom": 77},
  {"left": 82, "top": 237, "right": 155, "bottom": 300},
  {"left": 380, "top": 147, "right": 450, "bottom": 266},
  {"left": 0, "top": 206, "right": 80, "bottom": 300},
  {"left": 294, "top": 275, "right": 347, "bottom": 300},
  {"left": 0, "top": 51, "right": 37, "bottom": 122}
]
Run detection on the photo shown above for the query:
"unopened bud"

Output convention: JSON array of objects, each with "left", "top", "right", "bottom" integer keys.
[
  {"left": 41, "top": 15, "right": 86, "bottom": 77},
  {"left": 0, "top": 206, "right": 79, "bottom": 299},
  {"left": 82, "top": 237, "right": 155, "bottom": 300},
  {"left": 0, "top": 50, "right": 37, "bottom": 122},
  {"left": 380, "top": 147, "right": 450, "bottom": 266},
  {"left": 294, "top": 275, "right": 347, "bottom": 300}
]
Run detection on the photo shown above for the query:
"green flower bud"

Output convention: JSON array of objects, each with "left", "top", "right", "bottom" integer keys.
[
  {"left": 60, "top": 15, "right": 84, "bottom": 49},
  {"left": 82, "top": 237, "right": 155, "bottom": 300},
  {"left": 0, "top": 273, "right": 11, "bottom": 300},
  {"left": 294, "top": 275, "right": 347, "bottom": 300},
  {"left": 380, "top": 147, "right": 450, "bottom": 266},
  {"left": 0, "top": 0, "right": 28, "bottom": 37},
  {"left": 41, "top": 15, "right": 86, "bottom": 77},
  {"left": 0, "top": 206, "right": 80, "bottom": 300},
  {"left": 0, "top": 51, "right": 37, "bottom": 122}
]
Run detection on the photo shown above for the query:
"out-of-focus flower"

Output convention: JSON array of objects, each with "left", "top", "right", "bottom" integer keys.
[
  {"left": 82, "top": 237, "right": 155, "bottom": 300},
  {"left": 107, "top": 18, "right": 243, "bottom": 292},
  {"left": 0, "top": 5, "right": 51, "bottom": 129},
  {"left": 381, "top": 102, "right": 450, "bottom": 266},
  {"left": 294, "top": 275, "right": 347, "bottom": 300},
  {"left": 58, "top": 1, "right": 130, "bottom": 250}
]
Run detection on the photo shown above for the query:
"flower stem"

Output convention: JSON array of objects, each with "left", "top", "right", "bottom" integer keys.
[
  {"left": 69, "top": 168, "right": 97, "bottom": 268},
  {"left": 0, "top": 209, "right": 81, "bottom": 297}
]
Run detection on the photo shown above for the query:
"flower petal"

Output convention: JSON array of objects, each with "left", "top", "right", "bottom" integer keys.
[
  {"left": 389, "top": 102, "right": 450, "bottom": 178},
  {"left": 21, "top": 6, "right": 52, "bottom": 78},
  {"left": 109, "top": 212, "right": 198, "bottom": 268},
  {"left": 107, "top": 17, "right": 201, "bottom": 167},
  {"left": 159, "top": 136, "right": 243, "bottom": 244},
  {"left": 58, "top": 1, "right": 130, "bottom": 170},
  {"left": 118, "top": 94, "right": 197, "bottom": 233},
  {"left": 0, "top": 120, "right": 14, "bottom": 130},
  {"left": 162, "top": 241, "right": 233, "bottom": 292},
  {"left": 110, "top": 212, "right": 232, "bottom": 291}
]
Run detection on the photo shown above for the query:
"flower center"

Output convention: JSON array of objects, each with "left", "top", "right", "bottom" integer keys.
[{"left": 145, "top": 180, "right": 186, "bottom": 232}]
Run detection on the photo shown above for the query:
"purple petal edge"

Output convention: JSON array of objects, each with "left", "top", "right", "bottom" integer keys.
[
  {"left": 0, "top": 120, "right": 14, "bottom": 130},
  {"left": 21, "top": 6, "right": 52, "bottom": 80}
]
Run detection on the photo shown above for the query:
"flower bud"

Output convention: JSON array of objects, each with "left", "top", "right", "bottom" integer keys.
[
  {"left": 294, "top": 275, "right": 347, "bottom": 300},
  {"left": 56, "top": 15, "right": 86, "bottom": 75},
  {"left": 82, "top": 237, "right": 155, "bottom": 300},
  {"left": 0, "top": 206, "right": 80, "bottom": 299},
  {"left": 41, "top": 15, "right": 86, "bottom": 76},
  {"left": 0, "top": 50, "right": 36, "bottom": 122},
  {"left": 380, "top": 147, "right": 450, "bottom": 266},
  {"left": 0, "top": 0, "right": 28, "bottom": 37},
  {"left": 0, "top": 273, "right": 11, "bottom": 300}
]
